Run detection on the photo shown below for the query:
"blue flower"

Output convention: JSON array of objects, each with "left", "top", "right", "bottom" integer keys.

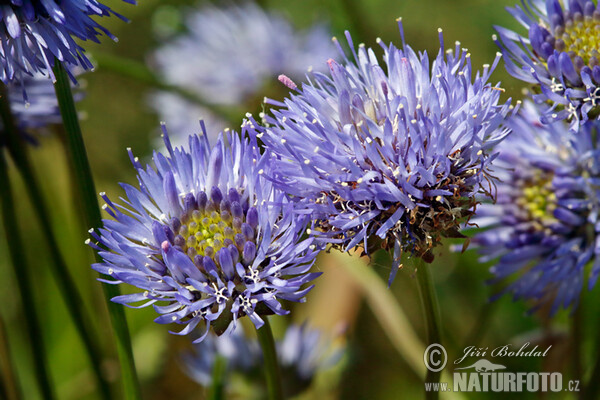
[
  {"left": 88, "top": 123, "right": 321, "bottom": 341},
  {"left": 149, "top": 2, "right": 335, "bottom": 143},
  {"left": 184, "top": 323, "right": 343, "bottom": 395},
  {"left": 148, "top": 92, "right": 227, "bottom": 150},
  {"left": 257, "top": 21, "right": 513, "bottom": 283},
  {"left": 4, "top": 72, "right": 82, "bottom": 139},
  {"left": 471, "top": 101, "right": 600, "bottom": 314},
  {"left": 495, "top": 0, "right": 600, "bottom": 129},
  {"left": 0, "top": 0, "right": 135, "bottom": 84}
]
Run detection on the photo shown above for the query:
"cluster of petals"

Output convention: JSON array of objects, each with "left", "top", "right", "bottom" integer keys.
[
  {"left": 0, "top": 0, "right": 134, "bottom": 84},
  {"left": 257, "top": 22, "right": 513, "bottom": 283},
  {"left": 495, "top": 0, "right": 600, "bottom": 129},
  {"left": 89, "top": 123, "right": 320, "bottom": 341},
  {"left": 184, "top": 323, "right": 342, "bottom": 393},
  {"left": 472, "top": 102, "right": 600, "bottom": 313}
]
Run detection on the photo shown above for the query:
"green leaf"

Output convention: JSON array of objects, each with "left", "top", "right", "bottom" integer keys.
[{"left": 53, "top": 61, "right": 142, "bottom": 400}]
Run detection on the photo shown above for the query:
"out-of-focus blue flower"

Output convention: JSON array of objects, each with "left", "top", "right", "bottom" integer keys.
[
  {"left": 89, "top": 123, "right": 321, "bottom": 342},
  {"left": 149, "top": 2, "right": 335, "bottom": 142},
  {"left": 495, "top": 0, "right": 600, "bottom": 129},
  {"left": 148, "top": 92, "right": 227, "bottom": 151},
  {"left": 257, "top": 21, "right": 513, "bottom": 284},
  {"left": 184, "top": 323, "right": 343, "bottom": 395},
  {"left": 471, "top": 101, "right": 600, "bottom": 314},
  {"left": 0, "top": 0, "right": 135, "bottom": 84},
  {"left": 1, "top": 72, "right": 83, "bottom": 144}
]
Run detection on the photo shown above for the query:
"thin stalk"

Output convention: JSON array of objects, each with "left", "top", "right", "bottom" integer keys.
[
  {"left": 585, "top": 345, "right": 600, "bottom": 399},
  {"left": 0, "top": 83, "right": 112, "bottom": 400},
  {"left": 91, "top": 52, "right": 238, "bottom": 123},
  {"left": 335, "top": 252, "right": 464, "bottom": 400},
  {"left": 415, "top": 258, "right": 442, "bottom": 400},
  {"left": 52, "top": 61, "right": 142, "bottom": 400},
  {"left": 462, "top": 300, "right": 498, "bottom": 350},
  {"left": 335, "top": 251, "right": 425, "bottom": 378},
  {"left": 0, "top": 152, "right": 55, "bottom": 400},
  {"left": 208, "top": 356, "right": 226, "bottom": 400},
  {"left": 0, "top": 314, "right": 22, "bottom": 400},
  {"left": 256, "top": 318, "right": 284, "bottom": 400},
  {"left": 571, "top": 304, "right": 583, "bottom": 394}
]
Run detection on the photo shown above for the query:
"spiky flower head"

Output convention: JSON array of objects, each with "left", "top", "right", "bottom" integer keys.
[
  {"left": 89, "top": 123, "right": 321, "bottom": 341},
  {"left": 258, "top": 21, "right": 513, "bottom": 283},
  {"left": 471, "top": 101, "right": 600, "bottom": 314},
  {"left": 0, "top": 71, "right": 83, "bottom": 148},
  {"left": 149, "top": 2, "right": 334, "bottom": 144},
  {"left": 0, "top": 0, "right": 134, "bottom": 84},
  {"left": 3, "top": 72, "right": 82, "bottom": 140},
  {"left": 184, "top": 323, "right": 343, "bottom": 396},
  {"left": 495, "top": 0, "right": 600, "bottom": 129}
]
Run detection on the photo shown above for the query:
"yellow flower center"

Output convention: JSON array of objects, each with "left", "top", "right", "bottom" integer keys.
[
  {"left": 177, "top": 208, "right": 239, "bottom": 259},
  {"left": 519, "top": 174, "right": 557, "bottom": 224},
  {"left": 560, "top": 16, "right": 600, "bottom": 65}
]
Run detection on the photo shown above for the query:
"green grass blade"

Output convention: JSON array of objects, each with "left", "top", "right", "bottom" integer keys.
[
  {"left": 256, "top": 318, "right": 284, "bottom": 400},
  {"left": 0, "top": 313, "right": 23, "bottom": 400},
  {"left": 0, "top": 82, "right": 113, "bottom": 400},
  {"left": 0, "top": 152, "right": 55, "bottom": 400},
  {"left": 91, "top": 52, "right": 237, "bottom": 123},
  {"left": 334, "top": 252, "right": 465, "bottom": 400},
  {"left": 208, "top": 356, "right": 227, "bottom": 400},
  {"left": 415, "top": 258, "right": 443, "bottom": 400},
  {"left": 52, "top": 61, "right": 142, "bottom": 400}
]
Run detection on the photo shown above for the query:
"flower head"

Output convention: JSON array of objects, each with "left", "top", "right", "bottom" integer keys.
[
  {"left": 258, "top": 21, "right": 513, "bottom": 283},
  {"left": 149, "top": 2, "right": 335, "bottom": 143},
  {"left": 471, "top": 101, "right": 600, "bottom": 314},
  {"left": 0, "top": 0, "right": 134, "bottom": 84},
  {"left": 495, "top": 0, "right": 600, "bottom": 129},
  {"left": 184, "top": 323, "right": 343, "bottom": 396},
  {"left": 89, "top": 123, "right": 321, "bottom": 341},
  {"left": 0, "top": 71, "right": 83, "bottom": 147}
]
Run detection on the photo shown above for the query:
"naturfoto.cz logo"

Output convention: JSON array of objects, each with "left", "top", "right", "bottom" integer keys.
[{"left": 423, "top": 343, "right": 580, "bottom": 393}]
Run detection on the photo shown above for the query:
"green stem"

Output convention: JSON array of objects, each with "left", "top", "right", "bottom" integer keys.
[
  {"left": 415, "top": 258, "right": 442, "bottom": 400},
  {"left": 256, "top": 318, "right": 284, "bottom": 400},
  {"left": 52, "top": 61, "right": 142, "bottom": 400},
  {"left": 462, "top": 300, "right": 498, "bottom": 350},
  {"left": 0, "top": 152, "right": 55, "bottom": 400},
  {"left": 0, "top": 83, "right": 112, "bottom": 400},
  {"left": 91, "top": 52, "right": 238, "bottom": 124},
  {"left": 335, "top": 251, "right": 425, "bottom": 378},
  {"left": 571, "top": 305, "right": 583, "bottom": 395},
  {"left": 0, "top": 314, "right": 22, "bottom": 400},
  {"left": 584, "top": 322, "right": 600, "bottom": 400},
  {"left": 208, "top": 356, "right": 227, "bottom": 400}
]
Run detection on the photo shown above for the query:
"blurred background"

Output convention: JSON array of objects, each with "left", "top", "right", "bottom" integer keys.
[{"left": 2, "top": 0, "right": 599, "bottom": 399}]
